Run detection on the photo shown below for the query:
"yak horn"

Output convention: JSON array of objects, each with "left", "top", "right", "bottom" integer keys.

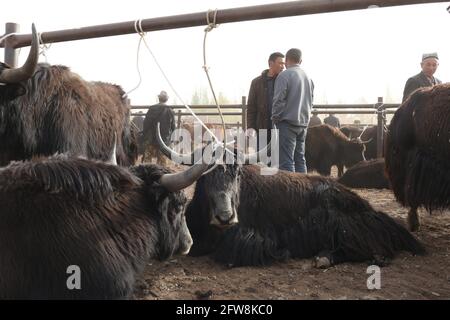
[{"left": 0, "top": 24, "right": 39, "bottom": 84}]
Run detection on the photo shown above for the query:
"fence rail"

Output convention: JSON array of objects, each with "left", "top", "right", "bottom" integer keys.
[{"left": 131, "top": 96, "right": 399, "bottom": 158}]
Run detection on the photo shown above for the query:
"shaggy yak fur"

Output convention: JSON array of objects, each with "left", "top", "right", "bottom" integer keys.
[
  {"left": 0, "top": 156, "right": 191, "bottom": 299},
  {"left": 306, "top": 124, "right": 366, "bottom": 177},
  {"left": 385, "top": 83, "right": 450, "bottom": 231},
  {"left": 186, "top": 164, "right": 425, "bottom": 267},
  {"left": 0, "top": 63, "right": 137, "bottom": 166},
  {"left": 338, "top": 159, "right": 390, "bottom": 189}
]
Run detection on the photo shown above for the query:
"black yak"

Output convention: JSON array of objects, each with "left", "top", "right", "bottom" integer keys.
[
  {"left": 0, "top": 154, "right": 209, "bottom": 299},
  {"left": 338, "top": 159, "right": 390, "bottom": 189},
  {"left": 0, "top": 25, "right": 137, "bottom": 166},
  {"left": 340, "top": 125, "right": 380, "bottom": 160},
  {"left": 184, "top": 163, "right": 424, "bottom": 267},
  {"left": 306, "top": 124, "right": 369, "bottom": 177},
  {"left": 155, "top": 123, "right": 424, "bottom": 268},
  {"left": 385, "top": 83, "right": 450, "bottom": 231}
]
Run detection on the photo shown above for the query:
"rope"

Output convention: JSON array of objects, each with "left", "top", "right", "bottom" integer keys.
[
  {"left": 122, "top": 20, "right": 146, "bottom": 98},
  {"left": 0, "top": 32, "right": 17, "bottom": 45},
  {"left": 38, "top": 32, "right": 51, "bottom": 63},
  {"left": 130, "top": 21, "right": 222, "bottom": 146},
  {"left": 202, "top": 8, "right": 229, "bottom": 157}
]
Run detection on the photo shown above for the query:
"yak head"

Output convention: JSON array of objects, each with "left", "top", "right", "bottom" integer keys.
[
  {"left": 0, "top": 24, "right": 39, "bottom": 102},
  {"left": 156, "top": 122, "right": 273, "bottom": 228},
  {"left": 343, "top": 137, "right": 371, "bottom": 168}
]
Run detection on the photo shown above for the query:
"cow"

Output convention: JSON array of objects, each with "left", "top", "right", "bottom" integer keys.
[
  {"left": 156, "top": 129, "right": 425, "bottom": 268},
  {"left": 306, "top": 124, "right": 368, "bottom": 177},
  {"left": 0, "top": 154, "right": 210, "bottom": 299},
  {"left": 385, "top": 83, "right": 450, "bottom": 231},
  {"left": 340, "top": 125, "right": 382, "bottom": 160},
  {"left": 0, "top": 25, "right": 137, "bottom": 167},
  {"left": 338, "top": 159, "right": 390, "bottom": 189}
]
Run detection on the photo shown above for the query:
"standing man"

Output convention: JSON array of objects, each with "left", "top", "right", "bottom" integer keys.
[
  {"left": 247, "top": 52, "right": 285, "bottom": 149},
  {"left": 324, "top": 113, "right": 341, "bottom": 128},
  {"left": 272, "top": 48, "right": 314, "bottom": 173},
  {"left": 402, "top": 52, "right": 441, "bottom": 102},
  {"left": 141, "top": 91, "right": 175, "bottom": 165},
  {"left": 308, "top": 111, "right": 322, "bottom": 127}
]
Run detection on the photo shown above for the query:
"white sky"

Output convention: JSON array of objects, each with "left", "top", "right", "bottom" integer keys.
[{"left": 2, "top": 0, "right": 450, "bottom": 106}]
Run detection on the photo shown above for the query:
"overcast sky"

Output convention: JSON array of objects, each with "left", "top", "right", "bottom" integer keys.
[{"left": 1, "top": 0, "right": 449, "bottom": 106}]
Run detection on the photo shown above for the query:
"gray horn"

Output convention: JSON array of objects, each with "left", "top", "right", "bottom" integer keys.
[
  {"left": 156, "top": 122, "right": 210, "bottom": 192},
  {"left": 0, "top": 23, "right": 39, "bottom": 84},
  {"left": 108, "top": 132, "right": 118, "bottom": 165}
]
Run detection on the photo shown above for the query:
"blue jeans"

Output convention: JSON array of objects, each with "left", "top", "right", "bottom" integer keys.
[{"left": 276, "top": 121, "right": 307, "bottom": 173}]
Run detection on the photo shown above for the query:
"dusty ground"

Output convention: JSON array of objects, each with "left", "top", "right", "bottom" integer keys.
[{"left": 133, "top": 163, "right": 450, "bottom": 300}]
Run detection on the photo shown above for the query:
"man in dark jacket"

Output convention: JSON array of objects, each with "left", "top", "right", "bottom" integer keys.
[
  {"left": 247, "top": 52, "right": 285, "bottom": 149},
  {"left": 141, "top": 91, "right": 175, "bottom": 165},
  {"left": 324, "top": 113, "right": 341, "bottom": 128},
  {"left": 402, "top": 52, "right": 442, "bottom": 102}
]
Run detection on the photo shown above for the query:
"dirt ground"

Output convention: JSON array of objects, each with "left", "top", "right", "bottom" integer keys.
[{"left": 133, "top": 164, "right": 450, "bottom": 300}]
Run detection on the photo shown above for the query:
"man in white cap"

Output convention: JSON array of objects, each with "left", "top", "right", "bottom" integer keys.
[{"left": 402, "top": 52, "right": 441, "bottom": 102}]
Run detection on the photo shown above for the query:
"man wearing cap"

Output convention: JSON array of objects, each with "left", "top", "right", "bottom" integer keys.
[
  {"left": 141, "top": 91, "right": 175, "bottom": 165},
  {"left": 402, "top": 53, "right": 442, "bottom": 102}
]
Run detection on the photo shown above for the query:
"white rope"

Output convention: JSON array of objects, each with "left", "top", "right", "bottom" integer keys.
[
  {"left": 0, "top": 32, "right": 18, "bottom": 45},
  {"left": 38, "top": 32, "right": 51, "bottom": 63},
  {"left": 122, "top": 19, "right": 147, "bottom": 98},
  {"left": 202, "top": 8, "right": 228, "bottom": 152}
]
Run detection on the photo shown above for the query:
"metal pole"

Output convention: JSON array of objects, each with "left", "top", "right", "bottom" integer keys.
[
  {"left": 1, "top": 0, "right": 445, "bottom": 49},
  {"left": 376, "top": 97, "right": 384, "bottom": 158},
  {"left": 4, "top": 23, "right": 20, "bottom": 67},
  {"left": 241, "top": 96, "right": 247, "bottom": 132}
]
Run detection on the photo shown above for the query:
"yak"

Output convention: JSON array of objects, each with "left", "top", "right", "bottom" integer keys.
[
  {"left": 338, "top": 159, "right": 390, "bottom": 189},
  {"left": 184, "top": 163, "right": 424, "bottom": 268},
  {"left": 0, "top": 25, "right": 137, "bottom": 166},
  {"left": 156, "top": 127, "right": 424, "bottom": 268},
  {"left": 340, "top": 125, "right": 380, "bottom": 160},
  {"left": 385, "top": 83, "right": 450, "bottom": 231},
  {"left": 306, "top": 124, "right": 368, "bottom": 177},
  {"left": 0, "top": 154, "right": 210, "bottom": 299}
]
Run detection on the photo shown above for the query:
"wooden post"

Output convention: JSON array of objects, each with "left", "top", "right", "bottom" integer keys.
[
  {"left": 4, "top": 23, "right": 20, "bottom": 67},
  {"left": 241, "top": 96, "right": 247, "bottom": 132},
  {"left": 376, "top": 97, "right": 385, "bottom": 158}
]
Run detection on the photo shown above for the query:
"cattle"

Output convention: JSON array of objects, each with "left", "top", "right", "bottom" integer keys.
[
  {"left": 385, "top": 83, "right": 450, "bottom": 231},
  {"left": 0, "top": 25, "right": 137, "bottom": 167},
  {"left": 338, "top": 159, "right": 390, "bottom": 189},
  {"left": 0, "top": 154, "right": 210, "bottom": 299},
  {"left": 156, "top": 130, "right": 424, "bottom": 268},
  {"left": 184, "top": 162, "right": 424, "bottom": 267},
  {"left": 340, "top": 125, "right": 382, "bottom": 160},
  {"left": 306, "top": 124, "right": 368, "bottom": 177}
]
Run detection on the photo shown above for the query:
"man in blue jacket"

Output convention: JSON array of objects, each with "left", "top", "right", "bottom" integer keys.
[{"left": 272, "top": 48, "right": 314, "bottom": 173}]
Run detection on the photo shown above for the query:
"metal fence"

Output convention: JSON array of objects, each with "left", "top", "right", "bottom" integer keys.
[{"left": 131, "top": 96, "right": 400, "bottom": 158}]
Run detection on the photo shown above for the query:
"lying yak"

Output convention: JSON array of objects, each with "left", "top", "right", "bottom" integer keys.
[
  {"left": 157, "top": 129, "right": 425, "bottom": 268},
  {"left": 338, "top": 159, "right": 390, "bottom": 189},
  {"left": 306, "top": 124, "right": 369, "bottom": 177},
  {"left": 0, "top": 154, "right": 209, "bottom": 299},
  {"left": 385, "top": 83, "right": 450, "bottom": 231}
]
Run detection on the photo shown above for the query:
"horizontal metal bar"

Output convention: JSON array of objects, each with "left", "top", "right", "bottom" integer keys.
[{"left": 1, "top": 0, "right": 445, "bottom": 48}]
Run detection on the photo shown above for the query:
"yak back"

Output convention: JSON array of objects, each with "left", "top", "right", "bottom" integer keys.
[
  {"left": 0, "top": 63, "right": 136, "bottom": 166},
  {"left": 0, "top": 156, "right": 183, "bottom": 299},
  {"left": 385, "top": 83, "right": 450, "bottom": 211},
  {"left": 338, "top": 159, "right": 390, "bottom": 189}
]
